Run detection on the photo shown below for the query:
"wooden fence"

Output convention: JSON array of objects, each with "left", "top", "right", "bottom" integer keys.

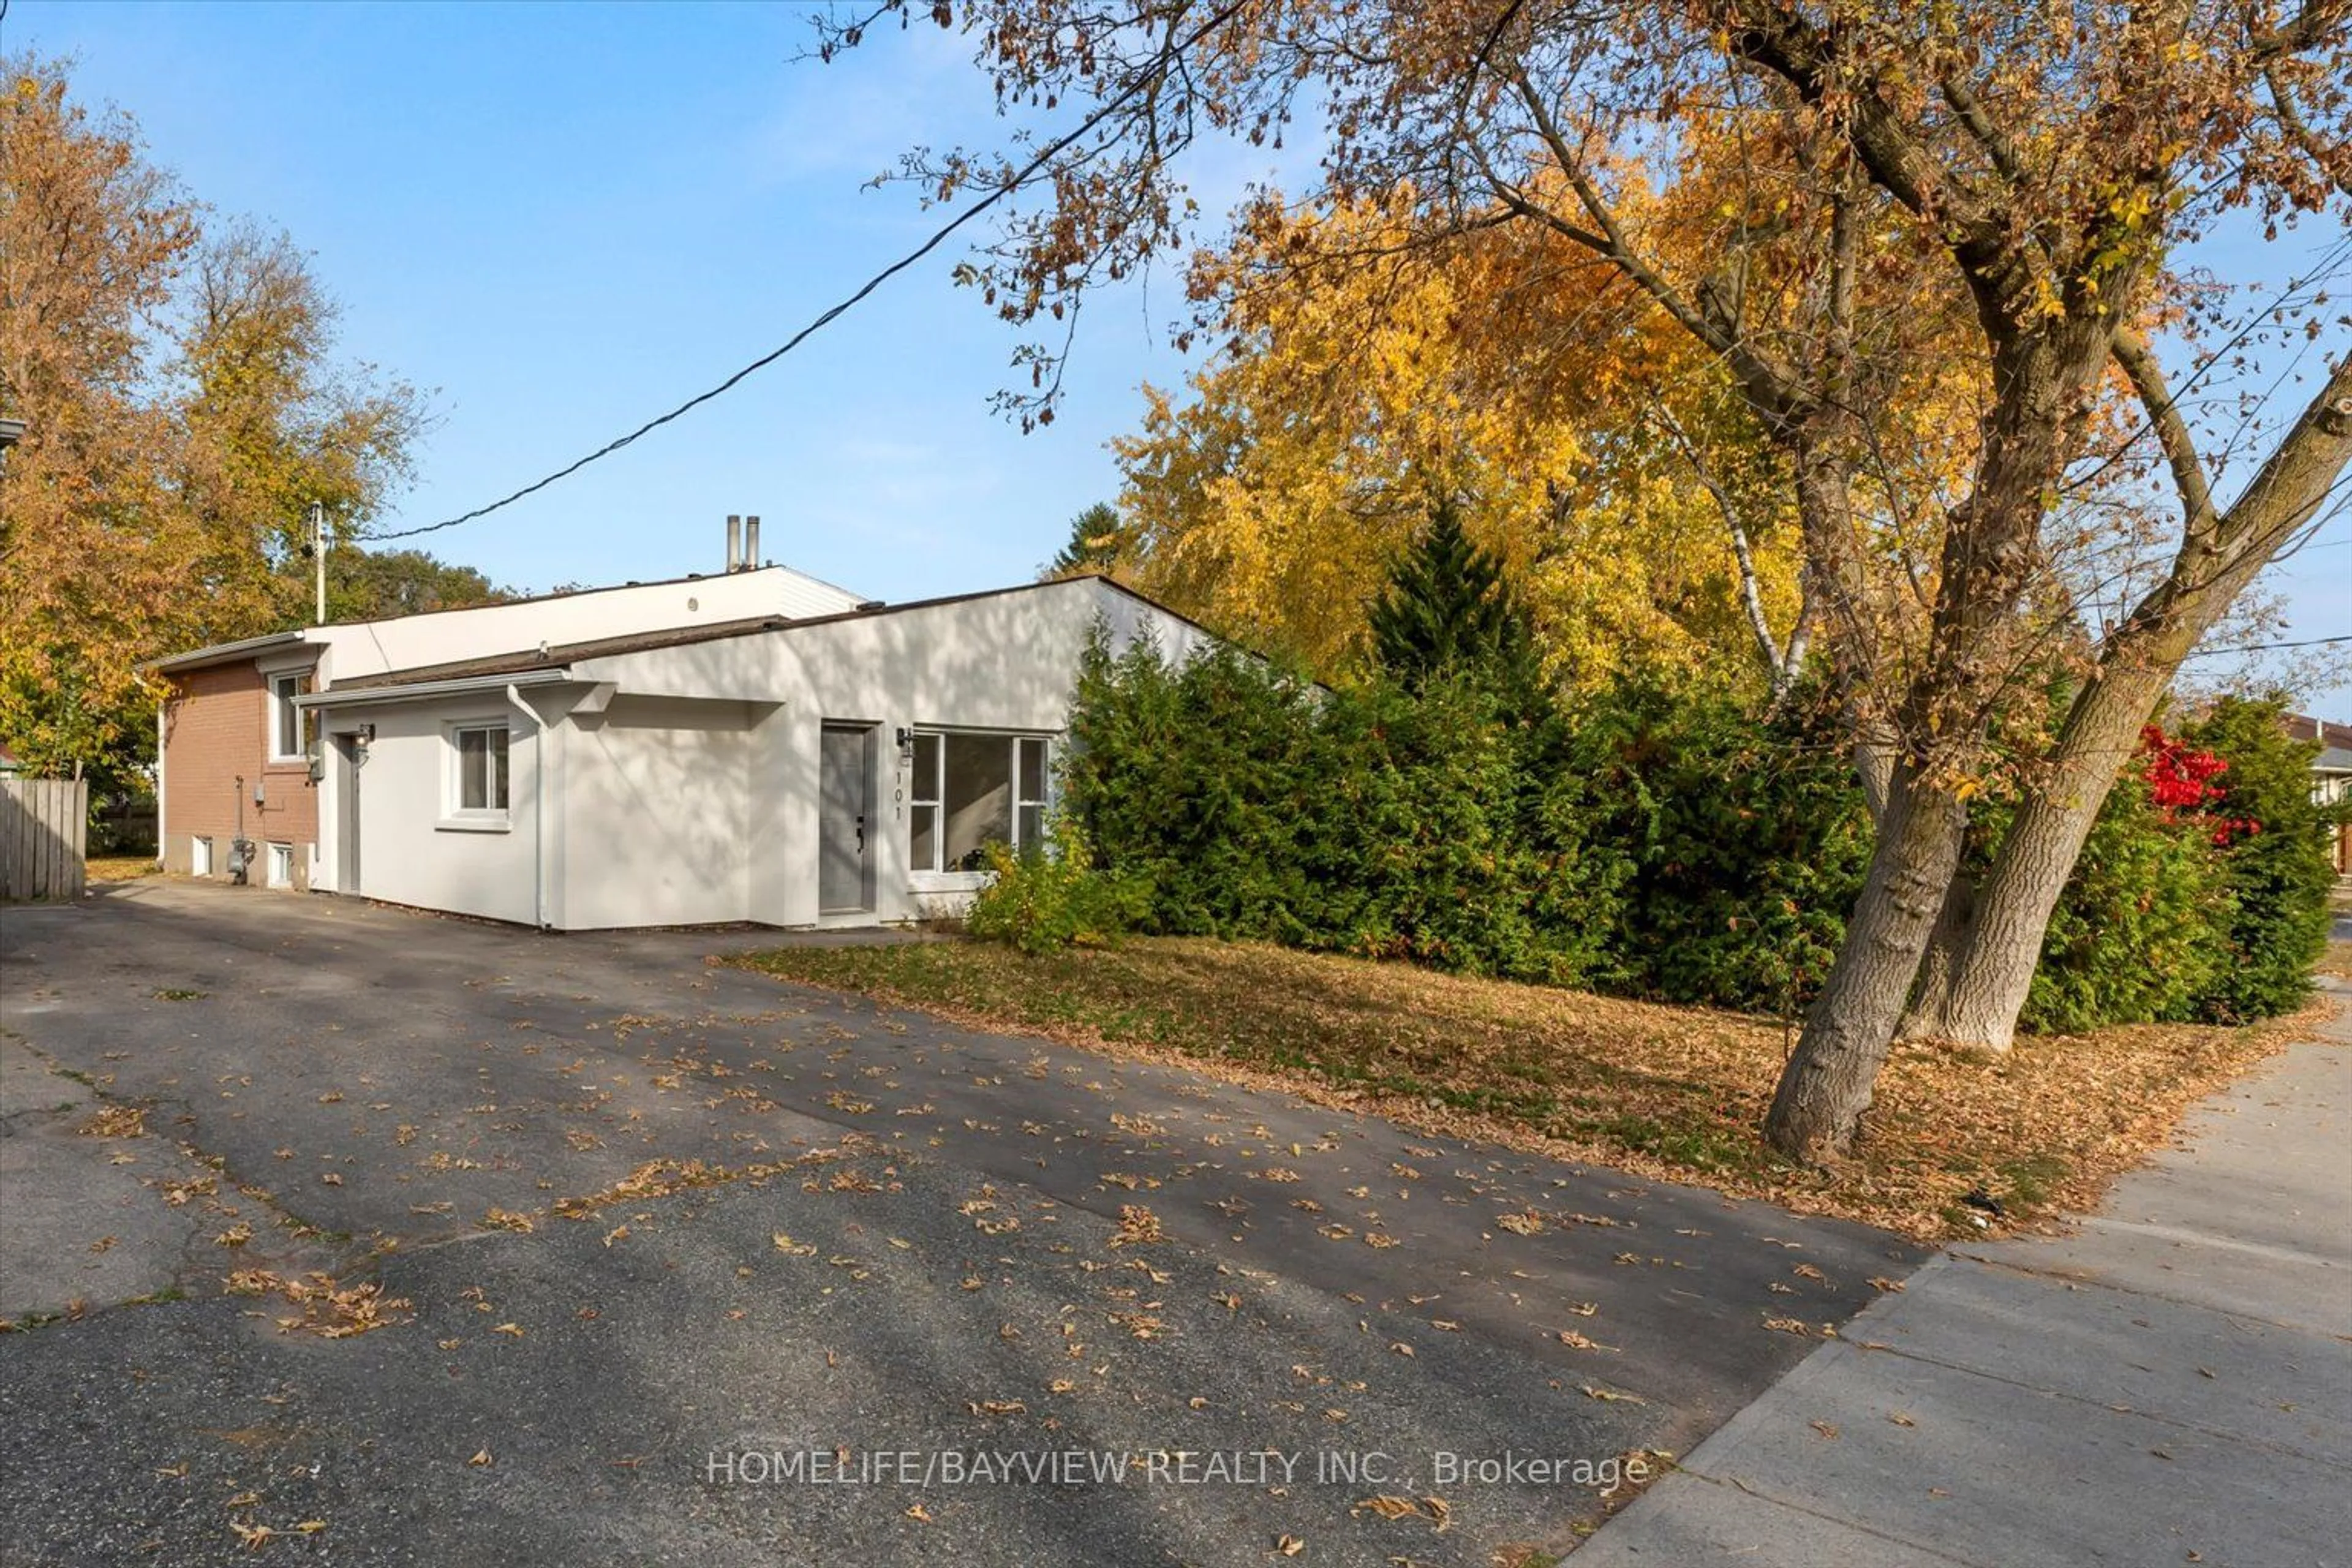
[{"left": 1, "top": 778, "right": 88, "bottom": 902}]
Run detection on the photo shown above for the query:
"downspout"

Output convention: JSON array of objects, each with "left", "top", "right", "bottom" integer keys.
[
  {"left": 154, "top": 698, "right": 168, "bottom": 869},
  {"left": 508, "top": 684, "right": 548, "bottom": 932}
]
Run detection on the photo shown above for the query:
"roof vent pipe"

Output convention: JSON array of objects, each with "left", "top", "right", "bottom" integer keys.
[
  {"left": 744, "top": 515, "right": 761, "bottom": 568},
  {"left": 726, "top": 514, "right": 743, "bottom": 573}
]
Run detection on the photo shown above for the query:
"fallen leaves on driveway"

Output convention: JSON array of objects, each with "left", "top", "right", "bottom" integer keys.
[
  {"left": 77, "top": 1105, "right": 146, "bottom": 1139},
  {"left": 225, "top": 1268, "right": 412, "bottom": 1339},
  {"left": 1109, "top": 1205, "right": 1166, "bottom": 1248}
]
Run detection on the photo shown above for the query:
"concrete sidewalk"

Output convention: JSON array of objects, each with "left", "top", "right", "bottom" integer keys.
[{"left": 1573, "top": 987, "right": 2352, "bottom": 1567}]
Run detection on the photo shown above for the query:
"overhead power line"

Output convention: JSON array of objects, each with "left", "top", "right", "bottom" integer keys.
[
  {"left": 368, "top": 1, "right": 1251, "bottom": 544},
  {"left": 2182, "top": 630, "right": 2352, "bottom": 658}
]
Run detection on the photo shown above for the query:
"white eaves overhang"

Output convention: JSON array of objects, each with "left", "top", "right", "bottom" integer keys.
[{"left": 291, "top": 668, "right": 575, "bottom": 711}]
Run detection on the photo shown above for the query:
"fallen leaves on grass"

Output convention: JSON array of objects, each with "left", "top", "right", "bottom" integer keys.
[{"left": 731, "top": 938, "right": 2321, "bottom": 1239}]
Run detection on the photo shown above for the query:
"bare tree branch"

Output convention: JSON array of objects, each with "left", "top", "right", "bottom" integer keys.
[
  {"left": 1651, "top": 403, "right": 1795, "bottom": 685},
  {"left": 2110, "top": 325, "right": 2219, "bottom": 535},
  {"left": 2264, "top": 64, "right": 2352, "bottom": 198}
]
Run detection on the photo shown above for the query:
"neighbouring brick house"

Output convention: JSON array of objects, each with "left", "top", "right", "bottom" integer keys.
[
  {"left": 149, "top": 543, "right": 866, "bottom": 891},
  {"left": 155, "top": 639, "right": 329, "bottom": 887}
]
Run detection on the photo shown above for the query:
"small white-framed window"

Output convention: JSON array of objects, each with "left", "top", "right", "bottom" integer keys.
[
  {"left": 1015, "top": 734, "right": 1049, "bottom": 851},
  {"left": 906, "top": 730, "right": 1051, "bottom": 873},
  {"left": 268, "top": 671, "right": 316, "bottom": 761},
  {"left": 190, "top": 836, "right": 214, "bottom": 877},
  {"left": 266, "top": 842, "right": 293, "bottom": 889},
  {"left": 447, "top": 722, "right": 511, "bottom": 822}
]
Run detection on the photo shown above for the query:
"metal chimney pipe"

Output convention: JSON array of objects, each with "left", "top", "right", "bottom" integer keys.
[
  {"left": 745, "top": 515, "right": 761, "bottom": 567},
  {"left": 726, "top": 514, "right": 743, "bottom": 573}
]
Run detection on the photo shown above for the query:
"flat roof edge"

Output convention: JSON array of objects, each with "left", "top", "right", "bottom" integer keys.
[{"left": 143, "top": 630, "right": 309, "bottom": 674}]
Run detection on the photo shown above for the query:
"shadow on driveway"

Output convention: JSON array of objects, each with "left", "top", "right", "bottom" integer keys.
[{"left": 0, "top": 881, "right": 1924, "bottom": 1566}]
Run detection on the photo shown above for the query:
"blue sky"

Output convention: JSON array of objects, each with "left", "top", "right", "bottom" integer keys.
[
  {"left": 8, "top": 2, "right": 1237, "bottom": 599},
  {"left": 10, "top": 1, "right": 2348, "bottom": 713}
]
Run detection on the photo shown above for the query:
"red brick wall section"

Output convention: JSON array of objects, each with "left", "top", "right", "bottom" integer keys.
[{"left": 162, "top": 661, "right": 319, "bottom": 889}]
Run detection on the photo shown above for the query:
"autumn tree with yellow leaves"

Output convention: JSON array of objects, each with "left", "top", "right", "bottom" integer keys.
[
  {"left": 1, "top": 56, "right": 431, "bottom": 788},
  {"left": 1109, "top": 197, "right": 1812, "bottom": 690}
]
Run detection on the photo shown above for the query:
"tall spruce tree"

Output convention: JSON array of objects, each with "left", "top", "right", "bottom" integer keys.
[
  {"left": 1368, "top": 497, "right": 1536, "bottom": 692},
  {"left": 1046, "top": 502, "right": 1127, "bottom": 579}
]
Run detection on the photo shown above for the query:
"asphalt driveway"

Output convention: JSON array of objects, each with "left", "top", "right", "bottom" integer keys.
[{"left": 0, "top": 881, "right": 1923, "bottom": 1566}]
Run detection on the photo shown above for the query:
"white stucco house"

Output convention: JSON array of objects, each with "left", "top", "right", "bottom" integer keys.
[
  {"left": 284, "top": 574, "right": 1208, "bottom": 930},
  {"left": 151, "top": 559, "right": 871, "bottom": 892}
]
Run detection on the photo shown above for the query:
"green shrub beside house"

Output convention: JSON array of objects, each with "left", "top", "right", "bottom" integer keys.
[{"left": 974, "top": 630, "right": 2345, "bottom": 1035}]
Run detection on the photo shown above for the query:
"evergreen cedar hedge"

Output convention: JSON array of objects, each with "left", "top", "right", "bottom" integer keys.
[{"left": 1009, "top": 631, "right": 2343, "bottom": 1033}]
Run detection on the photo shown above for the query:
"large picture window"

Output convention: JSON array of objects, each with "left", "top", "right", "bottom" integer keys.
[
  {"left": 907, "top": 731, "right": 1049, "bottom": 873},
  {"left": 451, "top": 723, "right": 510, "bottom": 816},
  {"left": 269, "top": 671, "right": 316, "bottom": 761}
]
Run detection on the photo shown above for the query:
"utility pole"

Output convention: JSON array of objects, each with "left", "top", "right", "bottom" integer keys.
[{"left": 311, "top": 500, "right": 328, "bottom": 624}]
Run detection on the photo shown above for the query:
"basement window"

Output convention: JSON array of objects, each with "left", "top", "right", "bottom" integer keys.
[
  {"left": 907, "top": 731, "right": 1050, "bottom": 874},
  {"left": 191, "top": 836, "right": 214, "bottom": 877},
  {"left": 269, "top": 671, "right": 316, "bottom": 761},
  {"left": 443, "top": 722, "right": 511, "bottom": 826},
  {"left": 266, "top": 842, "right": 293, "bottom": 889}
]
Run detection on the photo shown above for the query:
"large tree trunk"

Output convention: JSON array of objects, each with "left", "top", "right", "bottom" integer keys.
[
  {"left": 1912, "top": 356, "right": 2352, "bottom": 1049},
  {"left": 1764, "top": 766, "right": 1967, "bottom": 1160},
  {"left": 1768, "top": 291, "right": 2126, "bottom": 1157},
  {"left": 1900, "top": 865, "right": 1976, "bottom": 1041},
  {"left": 1907, "top": 657, "right": 2169, "bottom": 1047}
]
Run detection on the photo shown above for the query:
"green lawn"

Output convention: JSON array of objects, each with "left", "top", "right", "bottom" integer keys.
[{"left": 733, "top": 935, "right": 2311, "bottom": 1239}]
